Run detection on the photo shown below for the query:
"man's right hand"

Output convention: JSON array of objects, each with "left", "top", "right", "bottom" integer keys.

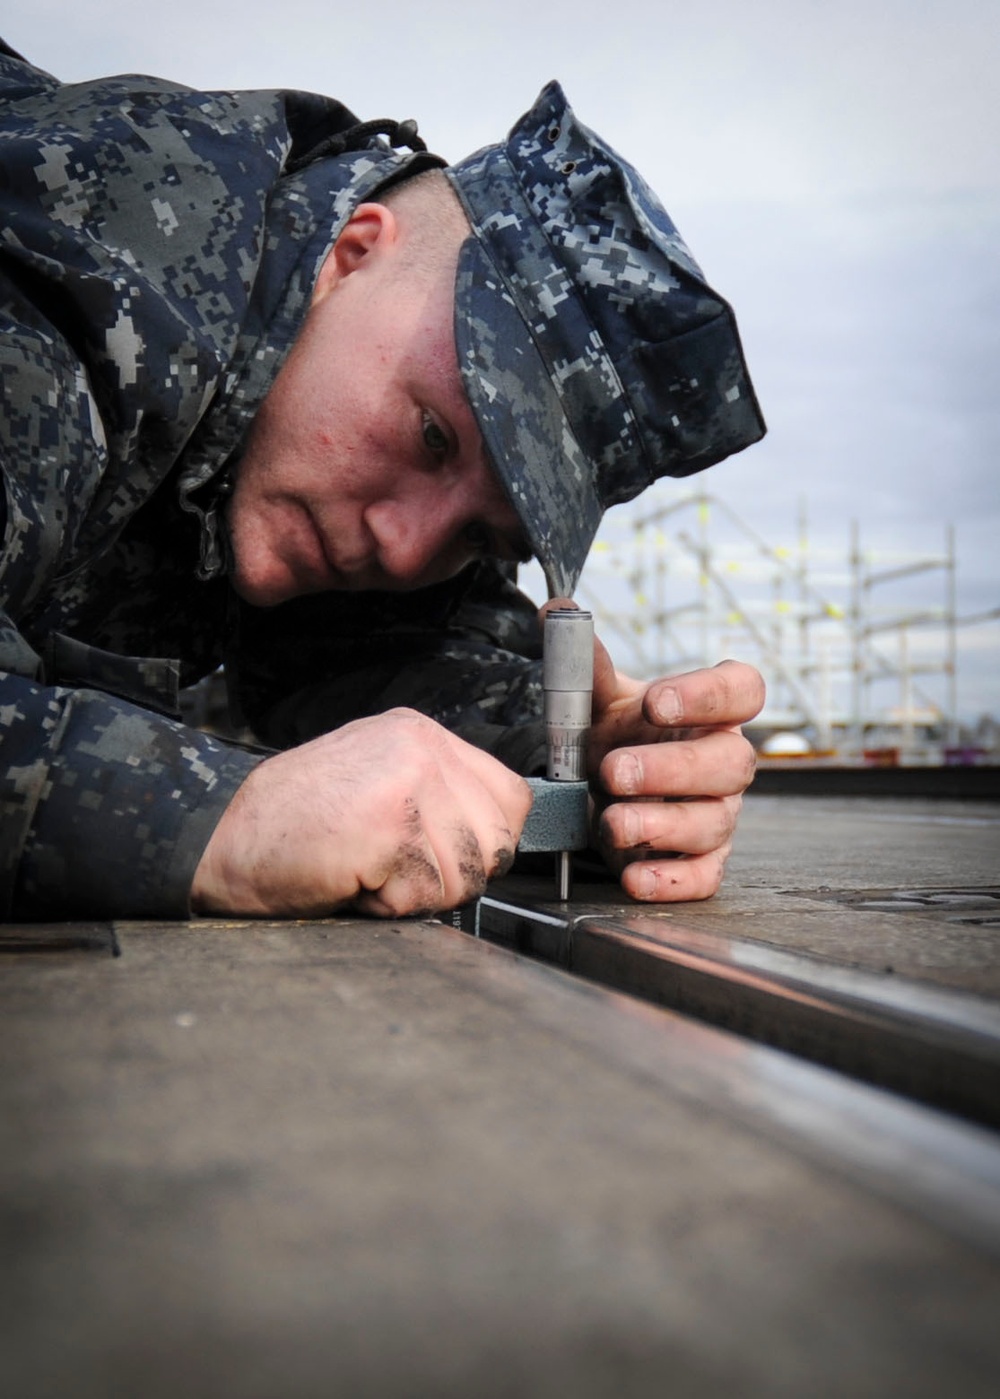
[{"left": 191, "top": 708, "right": 532, "bottom": 919}]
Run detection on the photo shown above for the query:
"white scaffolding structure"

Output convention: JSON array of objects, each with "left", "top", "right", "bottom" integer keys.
[{"left": 573, "top": 491, "right": 995, "bottom": 758}]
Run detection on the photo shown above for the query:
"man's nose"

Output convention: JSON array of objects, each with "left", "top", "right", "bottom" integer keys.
[{"left": 366, "top": 498, "right": 466, "bottom": 585}]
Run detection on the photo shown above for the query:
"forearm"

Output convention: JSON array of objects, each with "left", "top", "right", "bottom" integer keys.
[{"left": 1, "top": 672, "right": 261, "bottom": 920}]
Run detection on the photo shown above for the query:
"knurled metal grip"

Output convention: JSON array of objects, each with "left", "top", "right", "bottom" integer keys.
[
  {"left": 518, "top": 608, "right": 594, "bottom": 857},
  {"left": 542, "top": 608, "right": 594, "bottom": 782}
]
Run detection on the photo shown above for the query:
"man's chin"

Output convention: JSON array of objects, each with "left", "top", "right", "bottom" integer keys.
[
  {"left": 229, "top": 562, "right": 320, "bottom": 609},
  {"left": 230, "top": 556, "right": 449, "bottom": 603}
]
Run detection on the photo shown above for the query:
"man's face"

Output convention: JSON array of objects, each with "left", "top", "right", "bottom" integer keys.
[{"left": 226, "top": 203, "right": 530, "bottom": 608}]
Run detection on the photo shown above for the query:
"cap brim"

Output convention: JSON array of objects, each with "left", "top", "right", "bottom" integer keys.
[{"left": 453, "top": 236, "right": 603, "bottom": 598}]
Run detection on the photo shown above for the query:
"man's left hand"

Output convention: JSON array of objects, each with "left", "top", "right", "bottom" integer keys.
[{"left": 586, "top": 631, "right": 765, "bottom": 902}]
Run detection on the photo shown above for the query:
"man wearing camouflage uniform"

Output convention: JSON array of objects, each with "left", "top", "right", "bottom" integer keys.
[{"left": 0, "top": 40, "right": 766, "bottom": 922}]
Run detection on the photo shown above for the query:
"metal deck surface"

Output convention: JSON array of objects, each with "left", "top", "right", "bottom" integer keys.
[{"left": 2, "top": 793, "right": 999, "bottom": 1397}]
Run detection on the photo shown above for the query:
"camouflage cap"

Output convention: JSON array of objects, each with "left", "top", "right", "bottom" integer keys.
[{"left": 445, "top": 81, "right": 765, "bottom": 597}]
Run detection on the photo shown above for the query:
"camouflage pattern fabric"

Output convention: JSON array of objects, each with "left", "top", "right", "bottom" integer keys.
[
  {"left": 0, "top": 49, "right": 545, "bottom": 920},
  {"left": 447, "top": 81, "right": 765, "bottom": 596},
  {"left": 232, "top": 560, "right": 547, "bottom": 769}
]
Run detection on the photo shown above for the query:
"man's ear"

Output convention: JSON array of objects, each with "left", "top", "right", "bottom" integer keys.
[{"left": 311, "top": 203, "right": 398, "bottom": 305}]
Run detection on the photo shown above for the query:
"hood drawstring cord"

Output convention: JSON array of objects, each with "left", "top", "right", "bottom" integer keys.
[{"left": 286, "top": 117, "right": 427, "bottom": 174}]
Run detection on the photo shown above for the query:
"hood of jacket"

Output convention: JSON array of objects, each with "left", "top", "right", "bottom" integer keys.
[{"left": 0, "top": 48, "right": 439, "bottom": 588}]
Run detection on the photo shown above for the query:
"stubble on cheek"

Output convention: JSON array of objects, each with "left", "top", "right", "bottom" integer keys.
[{"left": 222, "top": 486, "right": 286, "bottom": 606}]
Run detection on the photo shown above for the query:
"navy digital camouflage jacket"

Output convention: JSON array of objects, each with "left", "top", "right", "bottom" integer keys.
[{"left": 0, "top": 46, "right": 545, "bottom": 921}]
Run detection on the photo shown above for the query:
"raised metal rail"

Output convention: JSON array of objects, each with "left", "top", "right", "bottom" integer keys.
[{"left": 474, "top": 891, "right": 1000, "bottom": 1133}]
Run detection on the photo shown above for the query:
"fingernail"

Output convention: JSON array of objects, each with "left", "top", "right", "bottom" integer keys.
[
  {"left": 613, "top": 752, "right": 642, "bottom": 795},
  {"left": 622, "top": 807, "right": 642, "bottom": 847},
  {"left": 634, "top": 865, "right": 657, "bottom": 899},
  {"left": 650, "top": 685, "right": 683, "bottom": 725}
]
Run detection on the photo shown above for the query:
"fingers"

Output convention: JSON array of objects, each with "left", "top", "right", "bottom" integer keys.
[
  {"left": 619, "top": 849, "right": 733, "bottom": 903},
  {"left": 192, "top": 709, "right": 531, "bottom": 920},
  {"left": 599, "top": 792, "right": 742, "bottom": 860},
  {"left": 593, "top": 685, "right": 756, "bottom": 907},
  {"left": 594, "top": 729, "right": 754, "bottom": 906},
  {"left": 600, "top": 728, "right": 757, "bottom": 801},
  {"left": 440, "top": 723, "right": 534, "bottom": 830},
  {"left": 351, "top": 795, "right": 447, "bottom": 918},
  {"left": 351, "top": 716, "right": 531, "bottom": 916},
  {"left": 400, "top": 728, "right": 531, "bottom": 910},
  {"left": 641, "top": 659, "right": 766, "bottom": 730},
  {"left": 541, "top": 605, "right": 765, "bottom": 742},
  {"left": 594, "top": 657, "right": 765, "bottom": 752},
  {"left": 597, "top": 793, "right": 743, "bottom": 904},
  {"left": 539, "top": 605, "right": 764, "bottom": 906}
]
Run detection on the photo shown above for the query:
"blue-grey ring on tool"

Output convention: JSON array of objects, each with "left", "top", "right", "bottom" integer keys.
[{"left": 519, "top": 778, "right": 590, "bottom": 853}]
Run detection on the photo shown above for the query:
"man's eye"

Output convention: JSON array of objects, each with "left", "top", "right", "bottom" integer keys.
[{"left": 421, "top": 412, "right": 449, "bottom": 461}]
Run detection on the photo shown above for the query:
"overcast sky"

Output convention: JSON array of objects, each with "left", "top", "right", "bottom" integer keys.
[{"left": 6, "top": 1, "right": 998, "bottom": 721}]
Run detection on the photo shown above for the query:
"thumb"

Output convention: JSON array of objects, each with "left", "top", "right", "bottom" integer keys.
[{"left": 590, "top": 626, "right": 621, "bottom": 716}]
